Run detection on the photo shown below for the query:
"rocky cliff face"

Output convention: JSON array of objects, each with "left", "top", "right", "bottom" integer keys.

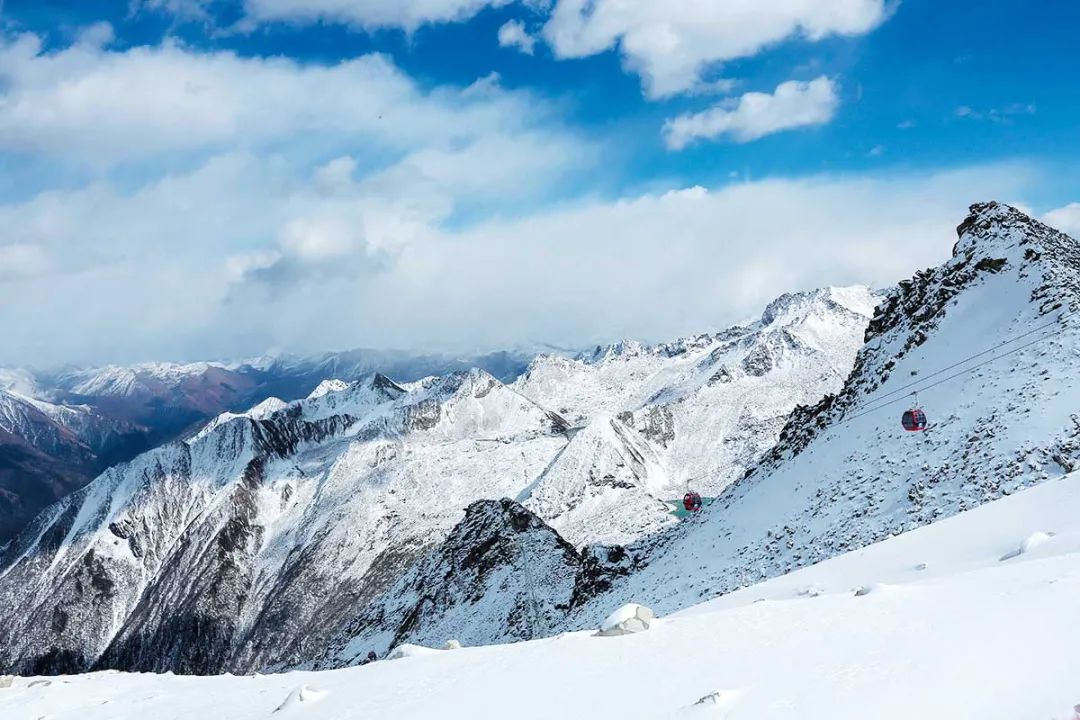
[{"left": 323, "top": 499, "right": 630, "bottom": 665}]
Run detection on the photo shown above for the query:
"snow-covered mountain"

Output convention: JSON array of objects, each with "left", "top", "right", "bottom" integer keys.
[
  {"left": 572, "top": 201, "right": 1080, "bottom": 620},
  {"left": 0, "top": 282, "right": 876, "bottom": 675},
  {"left": 5, "top": 202, "right": 1074, "bottom": 681},
  {"left": 514, "top": 286, "right": 879, "bottom": 497},
  {"left": 0, "top": 349, "right": 538, "bottom": 542},
  {"left": 0, "top": 369, "right": 572, "bottom": 675},
  {"left": 0, "top": 385, "right": 143, "bottom": 540},
  {"left": 8, "top": 470, "right": 1080, "bottom": 719}
]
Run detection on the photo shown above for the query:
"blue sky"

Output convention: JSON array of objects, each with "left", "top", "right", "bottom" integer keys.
[{"left": 0, "top": 0, "right": 1077, "bottom": 365}]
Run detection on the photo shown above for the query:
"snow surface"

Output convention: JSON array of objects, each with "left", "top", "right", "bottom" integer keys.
[{"left": 4, "top": 472, "right": 1079, "bottom": 720}]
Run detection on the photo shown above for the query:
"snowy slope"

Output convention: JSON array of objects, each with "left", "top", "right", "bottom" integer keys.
[
  {"left": 514, "top": 286, "right": 878, "bottom": 496},
  {"left": 521, "top": 414, "right": 676, "bottom": 547},
  {"left": 4, "top": 471, "right": 1078, "bottom": 720},
  {"left": 0, "top": 387, "right": 141, "bottom": 540},
  {"left": 577, "top": 202, "right": 1080, "bottom": 619}
]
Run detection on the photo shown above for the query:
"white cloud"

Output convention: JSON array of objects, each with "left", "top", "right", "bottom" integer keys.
[
  {"left": 0, "top": 31, "right": 559, "bottom": 167},
  {"left": 663, "top": 76, "right": 839, "bottom": 150},
  {"left": 140, "top": 0, "right": 891, "bottom": 98},
  {"left": 76, "top": 21, "right": 116, "bottom": 47},
  {"left": 954, "top": 103, "right": 1037, "bottom": 123},
  {"left": 541, "top": 0, "right": 889, "bottom": 98},
  {"left": 241, "top": 0, "right": 511, "bottom": 31},
  {"left": 0, "top": 29, "right": 597, "bottom": 364},
  {"left": 132, "top": 0, "right": 214, "bottom": 21},
  {"left": 1044, "top": 203, "right": 1080, "bottom": 238},
  {"left": 0, "top": 152, "right": 1040, "bottom": 366},
  {"left": 0, "top": 24, "right": 1046, "bottom": 368},
  {"left": 498, "top": 20, "right": 537, "bottom": 54},
  {"left": 0, "top": 243, "right": 51, "bottom": 280}
]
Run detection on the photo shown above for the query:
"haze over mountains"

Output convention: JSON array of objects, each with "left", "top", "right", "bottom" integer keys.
[{"left": 0, "top": 203, "right": 1077, "bottom": 692}]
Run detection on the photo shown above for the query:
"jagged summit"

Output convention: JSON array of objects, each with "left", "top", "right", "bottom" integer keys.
[
  {"left": 514, "top": 285, "right": 879, "bottom": 493},
  {"left": 576, "top": 202, "right": 1080, "bottom": 620},
  {"left": 307, "top": 379, "right": 350, "bottom": 399},
  {"left": 759, "top": 201, "right": 1080, "bottom": 470}
]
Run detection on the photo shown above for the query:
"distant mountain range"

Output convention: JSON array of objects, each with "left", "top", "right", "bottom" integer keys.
[
  {"left": 0, "top": 349, "right": 536, "bottom": 541},
  {"left": 0, "top": 283, "right": 873, "bottom": 674}
]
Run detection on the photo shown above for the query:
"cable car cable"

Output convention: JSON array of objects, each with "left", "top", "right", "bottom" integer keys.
[
  {"left": 842, "top": 309, "right": 1075, "bottom": 416},
  {"left": 838, "top": 328, "right": 1066, "bottom": 427},
  {"left": 672, "top": 307, "right": 1075, "bottom": 488}
]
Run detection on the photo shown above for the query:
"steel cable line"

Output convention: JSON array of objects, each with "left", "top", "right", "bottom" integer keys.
[
  {"left": 841, "top": 309, "right": 1075, "bottom": 418},
  {"left": 674, "top": 308, "right": 1075, "bottom": 488}
]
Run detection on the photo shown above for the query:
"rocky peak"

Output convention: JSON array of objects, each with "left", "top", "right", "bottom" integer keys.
[
  {"left": 306, "top": 379, "right": 349, "bottom": 400},
  {"left": 432, "top": 367, "right": 500, "bottom": 400},
  {"left": 583, "top": 339, "right": 648, "bottom": 365},
  {"left": 754, "top": 201, "right": 1080, "bottom": 473}
]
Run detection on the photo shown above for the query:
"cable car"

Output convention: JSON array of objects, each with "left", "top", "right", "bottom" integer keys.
[
  {"left": 901, "top": 391, "right": 928, "bottom": 432},
  {"left": 682, "top": 491, "right": 703, "bottom": 512},
  {"left": 901, "top": 391, "right": 928, "bottom": 431},
  {"left": 901, "top": 408, "right": 927, "bottom": 431}
]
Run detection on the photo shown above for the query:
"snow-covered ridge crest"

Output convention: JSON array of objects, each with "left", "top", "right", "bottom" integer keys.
[
  {"left": 759, "top": 201, "right": 1080, "bottom": 470},
  {"left": 514, "top": 284, "right": 880, "bottom": 494},
  {"left": 580, "top": 201, "right": 1080, "bottom": 620}
]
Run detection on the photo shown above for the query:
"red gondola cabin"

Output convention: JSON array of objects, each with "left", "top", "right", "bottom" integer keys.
[
  {"left": 683, "top": 492, "right": 703, "bottom": 512},
  {"left": 901, "top": 408, "right": 928, "bottom": 432}
]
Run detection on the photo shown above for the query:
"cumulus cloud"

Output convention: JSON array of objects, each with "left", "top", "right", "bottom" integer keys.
[
  {"left": 0, "top": 23, "right": 1042, "bottom": 368},
  {"left": 0, "top": 28, "right": 598, "bottom": 364},
  {"left": 0, "top": 30, "right": 559, "bottom": 167},
  {"left": 1044, "top": 203, "right": 1080, "bottom": 238},
  {"left": 141, "top": 0, "right": 891, "bottom": 98},
  {"left": 663, "top": 77, "right": 839, "bottom": 150},
  {"left": 539, "top": 0, "right": 888, "bottom": 98},
  {"left": 498, "top": 20, "right": 537, "bottom": 54}
]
